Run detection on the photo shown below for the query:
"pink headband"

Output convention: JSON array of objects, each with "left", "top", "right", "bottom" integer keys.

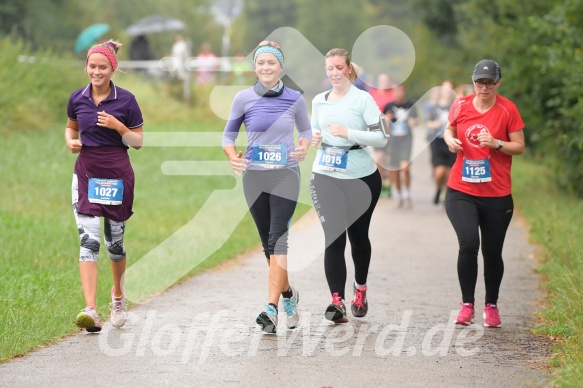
[{"left": 87, "top": 46, "right": 117, "bottom": 72}]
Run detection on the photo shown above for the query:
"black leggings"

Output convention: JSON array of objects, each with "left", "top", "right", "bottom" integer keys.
[
  {"left": 445, "top": 187, "right": 514, "bottom": 305},
  {"left": 310, "top": 170, "right": 382, "bottom": 299},
  {"left": 242, "top": 167, "right": 300, "bottom": 259}
]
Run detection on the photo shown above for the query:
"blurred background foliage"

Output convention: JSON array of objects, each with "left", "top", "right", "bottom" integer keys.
[{"left": 1, "top": 0, "right": 582, "bottom": 195}]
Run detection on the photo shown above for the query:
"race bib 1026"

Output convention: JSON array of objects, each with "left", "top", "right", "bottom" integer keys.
[{"left": 251, "top": 144, "right": 287, "bottom": 169}]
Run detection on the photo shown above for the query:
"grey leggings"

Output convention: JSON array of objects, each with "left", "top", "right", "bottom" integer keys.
[{"left": 72, "top": 174, "right": 126, "bottom": 262}]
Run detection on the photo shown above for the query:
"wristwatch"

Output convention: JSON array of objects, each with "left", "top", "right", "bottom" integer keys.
[{"left": 496, "top": 139, "right": 505, "bottom": 151}]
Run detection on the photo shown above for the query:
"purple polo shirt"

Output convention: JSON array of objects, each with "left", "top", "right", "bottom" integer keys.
[
  {"left": 68, "top": 81, "right": 143, "bottom": 222},
  {"left": 67, "top": 81, "right": 143, "bottom": 147}
]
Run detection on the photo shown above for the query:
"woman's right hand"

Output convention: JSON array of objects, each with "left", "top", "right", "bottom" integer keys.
[
  {"left": 229, "top": 151, "right": 249, "bottom": 176},
  {"left": 311, "top": 130, "right": 322, "bottom": 147},
  {"left": 445, "top": 137, "right": 463, "bottom": 153},
  {"left": 66, "top": 138, "right": 83, "bottom": 154}
]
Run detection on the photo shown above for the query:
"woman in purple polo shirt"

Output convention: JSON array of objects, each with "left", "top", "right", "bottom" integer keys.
[
  {"left": 65, "top": 40, "right": 143, "bottom": 332},
  {"left": 222, "top": 40, "right": 312, "bottom": 334}
]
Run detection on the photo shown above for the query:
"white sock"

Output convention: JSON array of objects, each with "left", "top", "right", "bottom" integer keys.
[
  {"left": 402, "top": 187, "right": 410, "bottom": 199},
  {"left": 354, "top": 280, "right": 367, "bottom": 290}
]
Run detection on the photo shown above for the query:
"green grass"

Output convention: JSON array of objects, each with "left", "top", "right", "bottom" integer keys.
[
  {"left": 513, "top": 156, "right": 583, "bottom": 386},
  {"left": 0, "top": 118, "right": 266, "bottom": 360},
  {"left": 0, "top": 43, "right": 261, "bottom": 359},
  {"left": 0, "top": 54, "right": 312, "bottom": 361}
]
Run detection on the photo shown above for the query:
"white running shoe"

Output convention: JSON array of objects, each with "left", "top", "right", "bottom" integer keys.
[
  {"left": 75, "top": 306, "right": 102, "bottom": 333},
  {"left": 109, "top": 287, "right": 128, "bottom": 328},
  {"left": 282, "top": 286, "right": 300, "bottom": 329}
]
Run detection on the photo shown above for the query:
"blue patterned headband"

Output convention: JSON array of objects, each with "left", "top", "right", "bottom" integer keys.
[{"left": 253, "top": 46, "right": 284, "bottom": 68}]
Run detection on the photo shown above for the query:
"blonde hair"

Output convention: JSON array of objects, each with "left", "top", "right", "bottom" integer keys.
[
  {"left": 90, "top": 39, "right": 122, "bottom": 55},
  {"left": 325, "top": 48, "right": 359, "bottom": 82}
]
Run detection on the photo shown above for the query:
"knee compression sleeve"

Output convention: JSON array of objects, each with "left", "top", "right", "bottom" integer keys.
[
  {"left": 104, "top": 218, "right": 126, "bottom": 262},
  {"left": 76, "top": 213, "right": 101, "bottom": 262}
]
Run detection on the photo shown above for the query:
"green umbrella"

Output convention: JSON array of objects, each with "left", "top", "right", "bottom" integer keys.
[{"left": 74, "top": 24, "right": 110, "bottom": 53}]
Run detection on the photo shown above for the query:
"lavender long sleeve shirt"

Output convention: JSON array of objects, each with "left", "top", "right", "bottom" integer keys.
[{"left": 222, "top": 86, "right": 312, "bottom": 170}]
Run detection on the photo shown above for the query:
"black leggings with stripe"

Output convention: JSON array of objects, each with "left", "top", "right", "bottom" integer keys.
[{"left": 310, "top": 170, "right": 382, "bottom": 299}]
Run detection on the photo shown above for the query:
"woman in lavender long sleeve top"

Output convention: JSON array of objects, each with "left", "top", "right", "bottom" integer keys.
[{"left": 221, "top": 41, "right": 311, "bottom": 334}]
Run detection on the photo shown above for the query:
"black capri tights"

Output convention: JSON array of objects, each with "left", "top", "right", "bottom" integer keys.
[
  {"left": 242, "top": 167, "right": 300, "bottom": 259},
  {"left": 445, "top": 188, "right": 514, "bottom": 305},
  {"left": 310, "top": 170, "right": 382, "bottom": 300}
]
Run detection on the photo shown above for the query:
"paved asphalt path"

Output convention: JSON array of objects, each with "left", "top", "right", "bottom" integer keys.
[{"left": 0, "top": 136, "right": 551, "bottom": 387}]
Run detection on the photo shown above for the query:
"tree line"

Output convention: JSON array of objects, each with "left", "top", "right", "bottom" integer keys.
[{"left": 415, "top": 0, "right": 583, "bottom": 196}]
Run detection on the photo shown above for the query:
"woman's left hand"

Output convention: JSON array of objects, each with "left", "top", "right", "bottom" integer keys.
[
  {"left": 97, "top": 111, "right": 121, "bottom": 131},
  {"left": 290, "top": 145, "right": 307, "bottom": 162},
  {"left": 329, "top": 124, "right": 349, "bottom": 139},
  {"left": 477, "top": 131, "right": 496, "bottom": 148}
]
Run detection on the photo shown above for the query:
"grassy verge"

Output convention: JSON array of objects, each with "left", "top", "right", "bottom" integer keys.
[
  {"left": 0, "top": 119, "right": 264, "bottom": 360},
  {"left": 0, "top": 55, "right": 312, "bottom": 361},
  {"left": 513, "top": 156, "right": 583, "bottom": 386}
]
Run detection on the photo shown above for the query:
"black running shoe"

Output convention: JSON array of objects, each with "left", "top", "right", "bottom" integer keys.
[
  {"left": 325, "top": 293, "right": 348, "bottom": 324},
  {"left": 256, "top": 304, "right": 278, "bottom": 334},
  {"left": 351, "top": 281, "right": 368, "bottom": 317}
]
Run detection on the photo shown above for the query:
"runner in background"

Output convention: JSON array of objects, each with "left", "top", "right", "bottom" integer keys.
[
  {"left": 383, "top": 83, "right": 418, "bottom": 208},
  {"left": 310, "top": 48, "right": 388, "bottom": 324},
  {"left": 443, "top": 59, "right": 525, "bottom": 328},
  {"left": 426, "top": 80, "right": 457, "bottom": 205},
  {"left": 369, "top": 73, "right": 395, "bottom": 197},
  {"left": 65, "top": 40, "right": 144, "bottom": 332},
  {"left": 222, "top": 41, "right": 311, "bottom": 334}
]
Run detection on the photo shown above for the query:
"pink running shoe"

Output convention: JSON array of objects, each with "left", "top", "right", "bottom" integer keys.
[
  {"left": 483, "top": 304, "right": 502, "bottom": 328},
  {"left": 325, "top": 293, "right": 348, "bottom": 324},
  {"left": 455, "top": 303, "right": 475, "bottom": 326}
]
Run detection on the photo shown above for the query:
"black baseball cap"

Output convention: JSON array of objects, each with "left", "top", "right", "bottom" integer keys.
[{"left": 472, "top": 59, "right": 501, "bottom": 81}]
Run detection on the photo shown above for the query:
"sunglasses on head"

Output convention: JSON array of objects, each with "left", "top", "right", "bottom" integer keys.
[{"left": 257, "top": 41, "right": 281, "bottom": 49}]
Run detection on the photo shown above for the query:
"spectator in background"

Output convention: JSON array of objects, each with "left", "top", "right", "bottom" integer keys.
[
  {"left": 196, "top": 42, "right": 219, "bottom": 84},
  {"left": 171, "top": 35, "right": 190, "bottom": 81},
  {"left": 231, "top": 51, "right": 252, "bottom": 84},
  {"left": 370, "top": 73, "right": 395, "bottom": 197},
  {"left": 129, "top": 35, "right": 154, "bottom": 75}
]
